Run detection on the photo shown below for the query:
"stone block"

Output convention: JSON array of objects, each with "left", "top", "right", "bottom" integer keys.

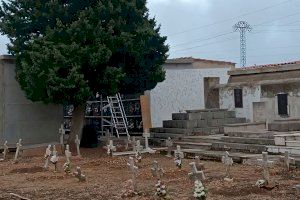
[
  {"left": 188, "top": 113, "right": 205, "bottom": 120},
  {"left": 197, "top": 119, "right": 208, "bottom": 128},
  {"left": 224, "top": 111, "right": 236, "bottom": 118},
  {"left": 288, "top": 122, "right": 300, "bottom": 131},
  {"left": 274, "top": 136, "right": 286, "bottom": 146},
  {"left": 213, "top": 111, "right": 225, "bottom": 119},
  {"left": 172, "top": 113, "right": 188, "bottom": 120}
]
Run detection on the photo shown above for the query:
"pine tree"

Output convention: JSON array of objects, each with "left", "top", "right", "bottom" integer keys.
[{"left": 0, "top": 0, "right": 168, "bottom": 142}]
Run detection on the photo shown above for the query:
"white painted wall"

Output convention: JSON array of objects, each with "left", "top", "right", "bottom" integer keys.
[
  {"left": 150, "top": 67, "right": 231, "bottom": 127},
  {"left": 220, "top": 85, "right": 261, "bottom": 122}
]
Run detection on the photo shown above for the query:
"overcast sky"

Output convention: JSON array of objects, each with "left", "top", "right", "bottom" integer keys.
[
  {"left": 147, "top": 0, "right": 300, "bottom": 67},
  {"left": 0, "top": 0, "right": 299, "bottom": 67}
]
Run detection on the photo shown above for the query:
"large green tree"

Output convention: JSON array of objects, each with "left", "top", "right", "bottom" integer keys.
[{"left": 0, "top": 0, "right": 168, "bottom": 142}]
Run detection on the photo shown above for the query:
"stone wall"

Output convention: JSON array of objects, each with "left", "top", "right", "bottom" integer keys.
[{"left": 0, "top": 56, "right": 63, "bottom": 146}]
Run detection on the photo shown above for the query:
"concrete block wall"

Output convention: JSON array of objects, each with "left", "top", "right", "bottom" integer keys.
[{"left": 0, "top": 56, "right": 63, "bottom": 146}]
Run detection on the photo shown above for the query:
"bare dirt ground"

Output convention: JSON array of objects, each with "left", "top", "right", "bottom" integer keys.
[{"left": 0, "top": 147, "right": 299, "bottom": 200}]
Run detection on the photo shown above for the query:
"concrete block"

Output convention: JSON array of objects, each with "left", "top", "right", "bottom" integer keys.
[
  {"left": 274, "top": 136, "right": 286, "bottom": 146},
  {"left": 172, "top": 113, "right": 188, "bottom": 120},
  {"left": 213, "top": 111, "right": 225, "bottom": 119},
  {"left": 288, "top": 122, "right": 300, "bottom": 131},
  {"left": 197, "top": 119, "right": 208, "bottom": 128},
  {"left": 188, "top": 113, "right": 205, "bottom": 120},
  {"left": 225, "top": 111, "right": 236, "bottom": 118}
]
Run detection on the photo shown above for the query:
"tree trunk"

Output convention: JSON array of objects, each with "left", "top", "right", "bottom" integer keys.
[{"left": 68, "top": 104, "right": 85, "bottom": 151}]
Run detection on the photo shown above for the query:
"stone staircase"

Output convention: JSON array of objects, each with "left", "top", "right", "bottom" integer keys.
[
  {"left": 150, "top": 109, "right": 246, "bottom": 144},
  {"left": 266, "top": 119, "right": 300, "bottom": 155}
]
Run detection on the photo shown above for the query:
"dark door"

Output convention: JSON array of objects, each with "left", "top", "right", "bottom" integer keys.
[{"left": 277, "top": 93, "right": 288, "bottom": 116}]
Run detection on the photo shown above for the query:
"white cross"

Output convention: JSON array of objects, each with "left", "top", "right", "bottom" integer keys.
[
  {"left": 50, "top": 145, "right": 59, "bottom": 172},
  {"left": 188, "top": 162, "right": 206, "bottom": 182},
  {"left": 257, "top": 152, "right": 274, "bottom": 183},
  {"left": 13, "top": 139, "right": 22, "bottom": 163},
  {"left": 44, "top": 145, "right": 52, "bottom": 169},
  {"left": 127, "top": 156, "right": 138, "bottom": 192},
  {"left": 143, "top": 130, "right": 154, "bottom": 153},
  {"left": 73, "top": 166, "right": 86, "bottom": 182},
  {"left": 107, "top": 140, "right": 116, "bottom": 156},
  {"left": 135, "top": 140, "right": 143, "bottom": 152},
  {"left": 166, "top": 137, "right": 173, "bottom": 157},
  {"left": 59, "top": 124, "right": 65, "bottom": 146},
  {"left": 151, "top": 160, "right": 164, "bottom": 180},
  {"left": 65, "top": 144, "right": 72, "bottom": 164},
  {"left": 174, "top": 145, "right": 184, "bottom": 168},
  {"left": 280, "top": 150, "right": 295, "bottom": 171},
  {"left": 1, "top": 141, "right": 9, "bottom": 161},
  {"left": 221, "top": 151, "right": 233, "bottom": 179},
  {"left": 195, "top": 156, "right": 204, "bottom": 171},
  {"left": 75, "top": 134, "right": 81, "bottom": 157}
]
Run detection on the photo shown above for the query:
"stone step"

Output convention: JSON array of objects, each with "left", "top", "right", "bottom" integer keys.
[
  {"left": 211, "top": 142, "right": 267, "bottom": 153},
  {"left": 286, "top": 141, "right": 300, "bottom": 147},
  {"left": 150, "top": 127, "right": 223, "bottom": 135},
  {"left": 267, "top": 145, "right": 300, "bottom": 155},
  {"left": 225, "top": 131, "right": 275, "bottom": 139},
  {"left": 163, "top": 120, "right": 198, "bottom": 129},
  {"left": 173, "top": 141, "right": 212, "bottom": 150},
  {"left": 181, "top": 149, "right": 262, "bottom": 163},
  {"left": 224, "top": 122, "right": 266, "bottom": 133},
  {"left": 268, "top": 120, "right": 300, "bottom": 132},
  {"left": 221, "top": 136, "right": 275, "bottom": 145},
  {"left": 274, "top": 132, "right": 300, "bottom": 146},
  {"left": 177, "top": 135, "right": 222, "bottom": 143},
  {"left": 150, "top": 132, "right": 184, "bottom": 139},
  {"left": 207, "top": 118, "right": 247, "bottom": 127},
  {"left": 173, "top": 110, "right": 236, "bottom": 120}
]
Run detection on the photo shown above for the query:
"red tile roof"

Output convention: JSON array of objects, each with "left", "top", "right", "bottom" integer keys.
[
  {"left": 166, "top": 57, "right": 235, "bottom": 65},
  {"left": 240, "top": 61, "right": 300, "bottom": 70}
]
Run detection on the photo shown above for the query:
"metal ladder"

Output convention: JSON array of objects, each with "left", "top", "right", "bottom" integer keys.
[{"left": 107, "top": 93, "right": 130, "bottom": 139}]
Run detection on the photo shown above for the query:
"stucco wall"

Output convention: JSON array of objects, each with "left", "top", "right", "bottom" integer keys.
[
  {"left": 150, "top": 67, "right": 231, "bottom": 127},
  {"left": 1, "top": 58, "right": 63, "bottom": 145},
  {"left": 220, "top": 85, "right": 261, "bottom": 122}
]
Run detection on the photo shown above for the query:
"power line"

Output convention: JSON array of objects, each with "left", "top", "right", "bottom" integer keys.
[
  {"left": 168, "top": 0, "right": 294, "bottom": 36},
  {"left": 172, "top": 31, "right": 234, "bottom": 48},
  {"left": 171, "top": 36, "right": 238, "bottom": 52}
]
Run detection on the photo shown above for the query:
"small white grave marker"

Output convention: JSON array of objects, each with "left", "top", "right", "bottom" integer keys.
[
  {"left": 50, "top": 145, "right": 59, "bottom": 172},
  {"left": 0, "top": 141, "right": 9, "bottom": 161},
  {"left": 73, "top": 166, "right": 86, "bottom": 182},
  {"left": 75, "top": 134, "right": 81, "bottom": 157},
  {"left": 221, "top": 151, "right": 233, "bottom": 179},
  {"left": 257, "top": 152, "right": 274, "bottom": 185},
  {"left": 166, "top": 137, "right": 173, "bottom": 157},
  {"left": 63, "top": 144, "right": 72, "bottom": 174},
  {"left": 280, "top": 150, "right": 295, "bottom": 171},
  {"left": 151, "top": 160, "right": 164, "bottom": 180},
  {"left": 107, "top": 140, "right": 116, "bottom": 156},
  {"left": 13, "top": 139, "right": 22, "bottom": 163},
  {"left": 188, "top": 162, "right": 205, "bottom": 182},
  {"left": 174, "top": 145, "right": 184, "bottom": 169},
  {"left": 127, "top": 156, "right": 138, "bottom": 192},
  {"left": 44, "top": 145, "right": 52, "bottom": 169},
  {"left": 143, "top": 130, "right": 155, "bottom": 153},
  {"left": 59, "top": 124, "right": 65, "bottom": 146},
  {"left": 195, "top": 156, "right": 204, "bottom": 171}
]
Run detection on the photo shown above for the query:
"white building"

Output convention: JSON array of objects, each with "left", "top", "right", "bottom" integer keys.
[
  {"left": 218, "top": 61, "right": 300, "bottom": 122},
  {"left": 149, "top": 57, "right": 235, "bottom": 127}
]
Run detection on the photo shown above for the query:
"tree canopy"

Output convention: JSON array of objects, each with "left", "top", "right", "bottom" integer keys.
[{"left": 0, "top": 0, "right": 169, "bottom": 106}]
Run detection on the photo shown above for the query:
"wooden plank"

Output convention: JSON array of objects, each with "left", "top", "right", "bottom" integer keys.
[{"left": 140, "top": 94, "right": 152, "bottom": 131}]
